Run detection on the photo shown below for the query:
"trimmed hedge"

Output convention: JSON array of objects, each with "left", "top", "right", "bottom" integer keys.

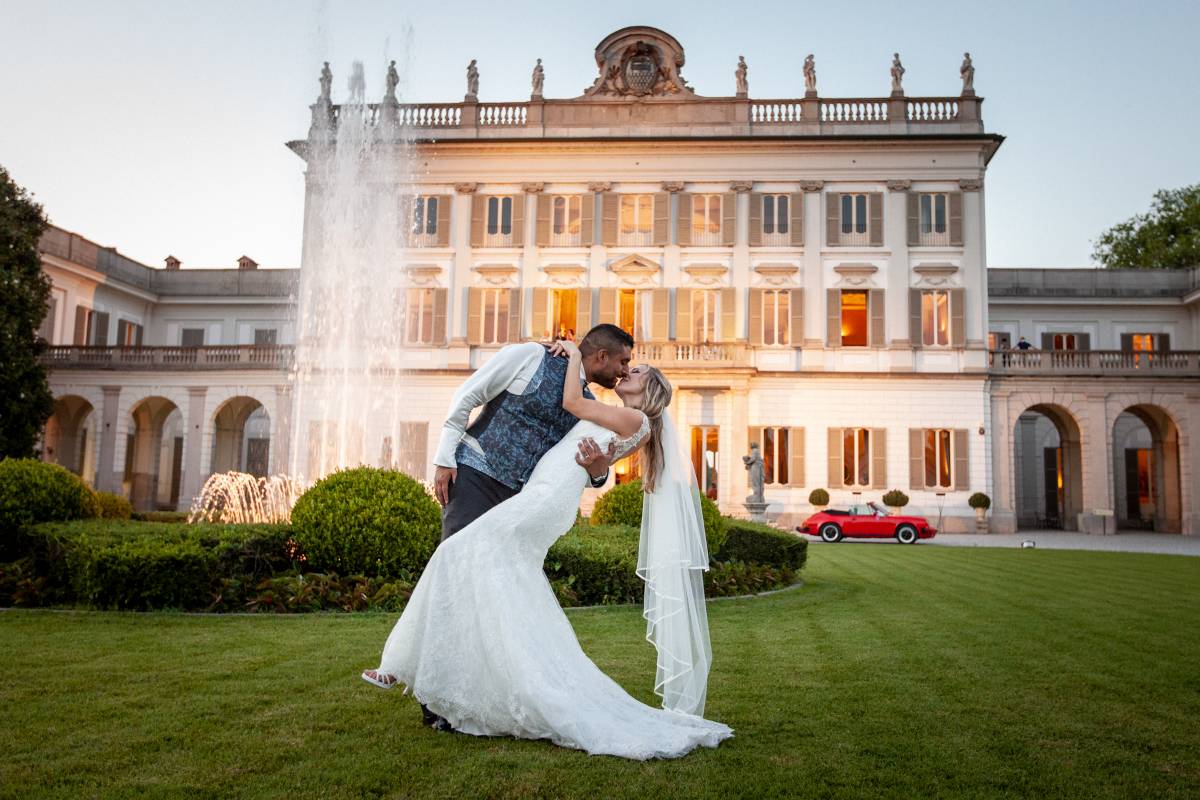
[
  {"left": 291, "top": 467, "right": 440, "bottom": 579},
  {"left": 0, "top": 459, "right": 98, "bottom": 549},
  {"left": 716, "top": 519, "right": 808, "bottom": 571},
  {"left": 93, "top": 491, "right": 133, "bottom": 520},
  {"left": 589, "top": 479, "right": 727, "bottom": 559}
]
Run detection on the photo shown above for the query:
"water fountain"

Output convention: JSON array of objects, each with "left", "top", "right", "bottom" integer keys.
[{"left": 188, "top": 472, "right": 308, "bottom": 524}]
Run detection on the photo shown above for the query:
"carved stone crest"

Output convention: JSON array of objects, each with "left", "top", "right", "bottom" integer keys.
[{"left": 583, "top": 27, "right": 695, "bottom": 99}]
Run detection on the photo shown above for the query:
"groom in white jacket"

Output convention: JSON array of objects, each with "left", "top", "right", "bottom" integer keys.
[{"left": 432, "top": 324, "right": 634, "bottom": 542}]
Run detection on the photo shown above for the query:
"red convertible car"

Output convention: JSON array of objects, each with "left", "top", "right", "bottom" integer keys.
[{"left": 797, "top": 502, "right": 937, "bottom": 544}]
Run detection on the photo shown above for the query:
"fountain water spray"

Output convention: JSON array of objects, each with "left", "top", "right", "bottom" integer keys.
[{"left": 188, "top": 472, "right": 308, "bottom": 524}]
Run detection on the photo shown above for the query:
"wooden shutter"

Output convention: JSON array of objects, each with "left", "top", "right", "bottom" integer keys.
[
  {"left": 869, "top": 289, "right": 885, "bottom": 347},
  {"left": 826, "top": 193, "right": 840, "bottom": 246},
  {"left": 870, "top": 428, "right": 887, "bottom": 489},
  {"left": 909, "top": 429, "right": 925, "bottom": 490},
  {"left": 906, "top": 192, "right": 920, "bottom": 246},
  {"left": 580, "top": 193, "right": 595, "bottom": 246},
  {"left": 466, "top": 288, "right": 483, "bottom": 345},
  {"left": 675, "top": 289, "right": 693, "bottom": 342},
  {"left": 92, "top": 312, "right": 109, "bottom": 345},
  {"left": 531, "top": 288, "right": 548, "bottom": 341},
  {"left": 1077, "top": 332, "right": 1091, "bottom": 350},
  {"left": 535, "top": 195, "right": 552, "bottom": 246},
  {"left": 116, "top": 320, "right": 129, "bottom": 346},
  {"left": 510, "top": 195, "right": 525, "bottom": 247},
  {"left": 910, "top": 289, "right": 924, "bottom": 347},
  {"left": 749, "top": 289, "right": 764, "bottom": 345},
  {"left": 789, "top": 427, "right": 805, "bottom": 487},
  {"left": 506, "top": 288, "right": 522, "bottom": 342},
  {"left": 435, "top": 195, "right": 452, "bottom": 246},
  {"left": 433, "top": 288, "right": 448, "bottom": 345},
  {"left": 868, "top": 193, "right": 884, "bottom": 246},
  {"left": 470, "top": 195, "right": 486, "bottom": 247},
  {"left": 789, "top": 288, "right": 804, "bottom": 347},
  {"left": 134, "top": 324, "right": 143, "bottom": 347},
  {"left": 652, "top": 193, "right": 670, "bottom": 246},
  {"left": 948, "top": 192, "right": 964, "bottom": 246},
  {"left": 826, "top": 289, "right": 841, "bottom": 347},
  {"left": 1158, "top": 333, "right": 1171, "bottom": 351},
  {"left": 650, "top": 289, "right": 669, "bottom": 340},
  {"left": 953, "top": 429, "right": 969, "bottom": 491},
  {"left": 1041, "top": 332, "right": 1054, "bottom": 350},
  {"left": 576, "top": 289, "right": 593, "bottom": 335},
  {"left": 1119, "top": 333, "right": 1133, "bottom": 351},
  {"left": 827, "top": 427, "right": 843, "bottom": 489},
  {"left": 790, "top": 192, "right": 804, "bottom": 247},
  {"left": 677, "top": 193, "right": 693, "bottom": 246},
  {"left": 721, "top": 193, "right": 737, "bottom": 246},
  {"left": 598, "top": 288, "right": 618, "bottom": 325},
  {"left": 748, "top": 194, "right": 763, "bottom": 246},
  {"left": 73, "top": 306, "right": 87, "bottom": 345},
  {"left": 601, "top": 193, "right": 619, "bottom": 246},
  {"left": 721, "top": 288, "right": 737, "bottom": 341},
  {"left": 950, "top": 288, "right": 966, "bottom": 347}
]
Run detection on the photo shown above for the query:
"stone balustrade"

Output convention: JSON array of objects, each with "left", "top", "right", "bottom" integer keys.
[
  {"left": 42, "top": 345, "right": 295, "bottom": 370},
  {"left": 988, "top": 350, "right": 1200, "bottom": 376},
  {"left": 633, "top": 342, "right": 749, "bottom": 368}
]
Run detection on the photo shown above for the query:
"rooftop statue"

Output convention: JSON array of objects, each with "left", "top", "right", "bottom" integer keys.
[
  {"left": 803, "top": 54, "right": 816, "bottom": 94},
  {"left": 890, "top": 52, "right": 905, "bottom": 95},
  {"left": 960, "top": 52, "right": 975, "bottom": 95},
  {"left": 735, "top": 55, "right": 748, "bottom": 96},
  {"left": 532, "top": 58, "right": 544, "bottom": 98},
  {"left": 466, "top": 59, "right": 479, "bottom": 99},
  {"left": 318, "top": 61, "right": 332, "bottom": 103},
  {"left": 385, "top": 60, "right": 399, "bottom": 102}
]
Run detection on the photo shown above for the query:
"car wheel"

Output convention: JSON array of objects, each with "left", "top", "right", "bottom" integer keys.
[
  {"left": 896, "top": 525, "right": 918, "bottom": 544},
  {"left": 819, "top": 523, "right": 843, "bottom": 543}
]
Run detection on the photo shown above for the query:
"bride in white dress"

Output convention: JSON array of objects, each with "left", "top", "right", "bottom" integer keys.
[{"left": 362, "top": 340, "right": 733, "bottom": 760}]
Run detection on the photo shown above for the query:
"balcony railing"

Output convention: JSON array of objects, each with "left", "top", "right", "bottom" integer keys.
[
  {"left": 989, "top": 349, "right": 1200, "bottom": 376},
  {"left": 42, "top": 345, "right": 295, "bottom": 371},
  {"left": 634, "top": 342, "right": 748, "bottom": 368}
]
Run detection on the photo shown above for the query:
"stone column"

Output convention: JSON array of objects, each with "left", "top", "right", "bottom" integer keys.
[
  {"left": 179, "top": 387, "right": 208, "bottom": 511},
  {"left": 960, "top": 179, "right": 987, "bottom": 353},
  {"left": 273, "top": 384, "right": 293, "bottom": 476},
  {"left": 800, "top": 181, "right": 824, "bottom": 355},
  {"left": 730, "top": 181, "right": 753, "bottom": 341},
  {"left": 1078, "top": 395, "right": 1114, "bottom": 534},
  {"left": 1181, "top": 392, "right": 1200, "bottom": 535},
  {"left": 521, "top": 183, "right": 544, "bottom": 320},
  {"left": 450, "top": 183, "right": 476, "bottom": 365},
  {"left": 989, "top": 392, "right": 1017, "bottom": 533},
  {"left": 95, "top": 386, "right": 122, "bottom": 494},
  {"left": 885, "top": 180, "right": 912, "bottom": 367}
]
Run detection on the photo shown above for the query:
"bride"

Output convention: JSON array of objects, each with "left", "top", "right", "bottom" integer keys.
[{"left": 361, "top": 339, "right": 733, "bottom": 760}]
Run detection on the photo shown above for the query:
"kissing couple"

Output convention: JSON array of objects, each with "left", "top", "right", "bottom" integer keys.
[{"left": 362, "top": 324, "right": 733, "bottom": 759}]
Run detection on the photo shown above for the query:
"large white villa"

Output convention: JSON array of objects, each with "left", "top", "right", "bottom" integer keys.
[{"left": 35, "top": 27, "right": 1200, "bottom": 534}]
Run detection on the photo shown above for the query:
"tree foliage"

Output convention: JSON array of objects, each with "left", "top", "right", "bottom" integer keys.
[
  {"left": 0, "top": 166, "right": 54, "bottom": 458},
  {"left": 1093, "top": 184, "right": 1200, "bottom": 269}
]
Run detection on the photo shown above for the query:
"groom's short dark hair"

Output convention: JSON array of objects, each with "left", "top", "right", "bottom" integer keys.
[{"left": 580, "top": 324, "right": 634, "bottom": 357}]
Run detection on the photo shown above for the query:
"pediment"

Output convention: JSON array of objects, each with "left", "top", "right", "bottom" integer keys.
[
  {"left": 472, "top": 263, "right": 518, "bottom": 286},
  {"left": 833, "top": 263, "right": 879, "bottom": 287},
  {"left": 541, "top": 263, "right": 588, "bottom": 287},
  {"left": 609, "top": 254, "right": 661, "bottom": 286}
]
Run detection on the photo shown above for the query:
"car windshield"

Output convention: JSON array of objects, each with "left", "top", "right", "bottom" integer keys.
[{"left": 868, "top": 502, "right": 890, "bottom": 515}]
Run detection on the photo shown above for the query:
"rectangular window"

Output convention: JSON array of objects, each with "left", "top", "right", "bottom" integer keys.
[
  {"left": 1129, "top": 333, "right": 1158, "bottom": 367},
  {"left": 405, "top": 288, "right": 436, "bottom": 345},
  {"left": 118, "top": 320, "right": 142, "bottom": 346},
  {"left": 761, "top": 289, "right": 791, "bottom": 346},
  {"left": 840, "top": 290, "right": 868, "bottom": 347},
  {"left": 691, "top": 194, "right": 723, "bottom": 246},
  {"left": 412, "top": 195, "right": 438, "bottom": 240},
  {"left": 485, "top": 196, "right": 513, "bottom": 246},
  {"left": 551, "top": 195, "right": 582, "bottom": 246},
  {"left": 762, "top": 194, "right": 790, "bottom": 245},
  {"left": 617, "top": 289, "right": 651, "bottom": 341},
  {"left": 923, "top": 428, "right": 953, "bottom": 488},
  {"left": 1052, "top": 333, "right": 1079, "bottom": 351},
  {"left": 840, "top": 193, "right": 868, "bottom": 244},
  {"left": 921, "top": 290, "right": 951, "bottom": 346},
  {"left": 254, "top": 328, "right": 278, "bottom": 346},
  {"left": 549, "top": 289, "right": 578, "bottom": 341},
  {"left": 690, "top": 425, "right": 720, "bottom": 500},
  {"left": 691, "top": 289, "right": 721, "bottom": 343},
  {"left": 842, "top": 427, "right": 870, "bottom": 488},
  {"left": 918, "top": 193, "right": 949, "bottom": 245},
  {"left": 619, "top": 194, "right": 653, "bottom": 246},
  {"left": 181, "top": 328, "right": 205, "bottom": 347},
  {"left": 758, "top": 427, "right": 791, "bottom": 485},
  {"left": 479, "top": 289, "right": 511, "bottom": 345}
]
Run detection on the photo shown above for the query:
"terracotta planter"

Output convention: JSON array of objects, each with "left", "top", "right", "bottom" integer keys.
[{"left": 974, "top": 506, "right": 989, "bottom": 532}]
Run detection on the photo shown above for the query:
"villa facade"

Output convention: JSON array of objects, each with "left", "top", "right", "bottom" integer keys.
[{"left": 35, "top": 27, "right": 1200, "bottom": 534}]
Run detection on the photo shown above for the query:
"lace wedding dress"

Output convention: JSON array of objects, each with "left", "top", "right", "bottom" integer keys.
[{"left": 373, "top": 413, "right": 734, "bottom": 760}]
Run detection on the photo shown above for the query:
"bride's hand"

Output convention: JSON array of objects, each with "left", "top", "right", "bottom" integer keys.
[{"left": 549, "top": 339, "right": 581, "bottom": 359}]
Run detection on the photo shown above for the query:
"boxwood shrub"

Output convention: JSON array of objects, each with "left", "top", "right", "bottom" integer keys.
[
  {"left": 716, "top": 519, "right": 808, "bottom": 571},
  {"left": 290, "top": 467, "right": 440, "bottom": 579},
  {"left": 589, "top": 479, "right": 727, "bottom": 559},
  {"left": 0, "top": 459, "right": 98, "bottom": 551},
  {"left": 93, "top": 491, "right": 133, "bottom": 520}
]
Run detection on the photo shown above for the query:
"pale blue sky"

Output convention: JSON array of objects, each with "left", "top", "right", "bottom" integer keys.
[{"left": 1, "top": 0, "right": 1197, "bottom": 269}]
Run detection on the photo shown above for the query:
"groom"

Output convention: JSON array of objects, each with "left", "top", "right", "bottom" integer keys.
[{"left": 433, "top": 323, "right": 634, "bottom": 540}]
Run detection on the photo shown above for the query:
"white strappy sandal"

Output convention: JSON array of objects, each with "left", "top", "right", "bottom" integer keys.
[{"left": 361, "top": 669, "right": 398, "bottom": 689}]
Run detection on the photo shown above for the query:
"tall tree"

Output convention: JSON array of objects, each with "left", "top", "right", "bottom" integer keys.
[
  {"left": 0, "top": 165, "right": 54, "bottom": 458},
  {"left": 1093, "top": 184, "right": 1200, "bottom": 269}
]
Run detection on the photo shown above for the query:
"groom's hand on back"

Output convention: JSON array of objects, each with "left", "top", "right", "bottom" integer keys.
[
  {"left": 434, "top": 465, "right": 457, "bottom": 507},
  {"left": 575, "top": 437, "right": 616, "bottom": 480}
]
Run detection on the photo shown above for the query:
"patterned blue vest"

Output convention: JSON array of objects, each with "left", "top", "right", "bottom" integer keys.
[{"left": 455, "top": 349, "right": 595, "bottom": 490}]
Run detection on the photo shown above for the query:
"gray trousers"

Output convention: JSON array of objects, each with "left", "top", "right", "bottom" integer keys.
[{"left": 440, "top": 464, "right": 519, "bottom": 542}]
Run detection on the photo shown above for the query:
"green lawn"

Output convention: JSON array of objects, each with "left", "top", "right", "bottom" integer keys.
[{"left": 2, "top": 545, "right": 1198, "bottom": 800}]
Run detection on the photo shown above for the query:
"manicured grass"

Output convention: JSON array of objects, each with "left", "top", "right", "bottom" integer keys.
[{"left": 2, "top": 545, "right": 1198, "bottom": 799}]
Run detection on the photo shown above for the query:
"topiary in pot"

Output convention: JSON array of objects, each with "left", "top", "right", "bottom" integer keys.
[
  {"left": 968, "top": 492, "right": 991, "bottom": 511},
  {"left": 0, "top": 459, "right": 99, "bottom": 552},
  {"left": 808, "top": 488, "right": 829, "bottom": 509},
  {"left": 291, "top": 467, "right": 441, "bottom": 579},
  {"left": 591, "top": 478, "right": 726, "bottom": 559},
  {"left": 881, "top": 489, "right": 910, "bottom": 513}
]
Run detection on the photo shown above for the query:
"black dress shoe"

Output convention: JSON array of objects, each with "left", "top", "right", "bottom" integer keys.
[
  {"left": 420, "top": 703, "right": 438, "bottom": 726},
  {"left": 431, "top": 717, "right": 456, "bottom": 733}
]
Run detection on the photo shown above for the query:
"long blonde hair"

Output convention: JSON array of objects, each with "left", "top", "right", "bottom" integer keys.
[{"left": 636, "top": 366, "right": 673, "bottom": 493}]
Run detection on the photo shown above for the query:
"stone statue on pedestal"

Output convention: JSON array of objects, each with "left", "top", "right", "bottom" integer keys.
[
  {"left": 890, "top": 52, "right": 905, "bottom": 95},
  {"left": 318, "top": 61, "right": 332, "bottom": 103},
  {"left": 385, "top": 60, "right": 399, "bottom": 102},
  {"left": 742, "top": 443, "right": 768, "bottom": 521},
  {"left": 803, "top": 54, "right": 816, "bottom": 94},
  {"left": 532, "top": 58, "right": 544, "bottom": 98},
  {"left": 960, "top": 52, "right": 975, "bottom": 95},
  {"left": 466, "top": 59, "right": 479, "bottom": 99},
  {"left": 735, "top": 56, "right": 748, "bottom": 96}
]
